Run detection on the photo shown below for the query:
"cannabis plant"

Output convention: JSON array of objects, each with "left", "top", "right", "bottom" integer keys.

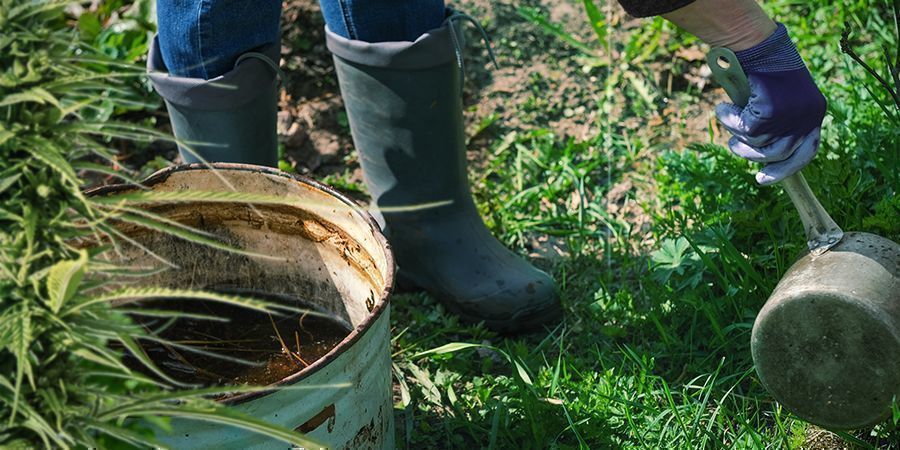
[{"left": 0, "top": 2, "right": 314, "bottom": 448}]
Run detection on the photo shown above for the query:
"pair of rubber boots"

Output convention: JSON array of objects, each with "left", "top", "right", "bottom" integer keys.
[{"left": 147, "top": 11, "right": 560, "bottom": 333}]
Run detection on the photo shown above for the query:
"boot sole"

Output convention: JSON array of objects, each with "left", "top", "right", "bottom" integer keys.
[
  {"left": 396, "top": 270, "right": 563, "bottom": 334},
  {"left": 449, "top": 299, "right": 563, "bottom": 335}
]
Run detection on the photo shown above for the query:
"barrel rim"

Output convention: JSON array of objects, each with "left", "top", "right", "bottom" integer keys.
[{"left": 85, "top": 163, "right": 396, "bottom": 406}]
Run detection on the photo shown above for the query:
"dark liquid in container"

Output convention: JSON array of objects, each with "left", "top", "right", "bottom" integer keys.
[{"left": 128, "top": 293, "right": 352, "bottom": 388}]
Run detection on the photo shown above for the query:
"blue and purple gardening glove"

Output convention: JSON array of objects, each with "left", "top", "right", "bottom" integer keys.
[{"left": 715, "top": 23, "right": 827, "bottom": 185}]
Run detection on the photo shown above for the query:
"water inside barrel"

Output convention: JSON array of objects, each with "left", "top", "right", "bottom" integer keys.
[{"left": 127, "top": 292, "right": 352, "bottom": 388}]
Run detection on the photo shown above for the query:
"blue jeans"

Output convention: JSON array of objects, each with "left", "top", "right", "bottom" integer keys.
[{"left": 157, "top": 0, "right": 445, "bottom": 79}]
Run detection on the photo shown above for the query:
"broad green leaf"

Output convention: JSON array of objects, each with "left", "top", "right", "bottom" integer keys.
[
  {"left": 8, "top": 0, "right": 66, "bottom": 21},
  {"left": 114, "top": 308, "right": 229, "bottom": 322},
  {"left": 651, "top": 237, "right": 693, "bottom": 278},
  {"left": 624, "top": 71, "right": 657, "bottom": 109},
  {"left": 80, "top": 369, "right": 167, "bottom": 389},
  {"left": 9, "top": 308, "right": 34, "bottom": 425},
  {"left": 67, "top": 121, "right": 174, "bottom": 142},
  {"left": 76, "top": 12, "right": 102, "bottom": 40},
  {"left": 72, "top": 347, "right": 130, "bottom": 372},
  {"left": 108, "top": 212, "right": 280, "bottom": 261},
  {"left": 92, "top": 189, "right": 319, "bottom": 207},
  {"left": 100, "top": 382, "right": 352, "bottom": 419},
  {"left": 406, "top": 363, "right": 441, "bottom": 404},
  {"left": 0, "top": 129, "right": 14, "bottom": 147},
  {"left": 115, "top": 333, "right": 192, "bottom": 388},
  {"left": 581, "top": 0, "right": 607, "bottom": 47},
  {"left": 0, "top": 375, "right": 66, "bottom": 449},
  {"left": 393, "top": 362, "right": 411, "bottom": 408},
  {"left": 118, "top": 406, "right": 323, "bottom": 450},
  {"left": 0, "top": 173, "right": 23, "bottom": 195},
  {"left": 83, "top": 418, "right": 172, "bottom": 450},
  {"left": 413, "top": 342, "right": 535, "bottom": 386},
  {"left": 513, "top": 358, "right": 534, "bottom": 386},
  {"left": 45, "top": 250, "right": 88, "bottom": 313},
  {"left": 0, "top": 309, "right": 18, "bottom": 348},
  {"left": 93, "top": 188, "right": 450, "bottom": 214},
  {"left": 22, "top": 138, "right": 81, "bottom": 189}
]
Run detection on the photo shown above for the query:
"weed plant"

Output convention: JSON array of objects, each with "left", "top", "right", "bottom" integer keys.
[{"left": 0, "top": 2, "right": 316, "bottom": 448}]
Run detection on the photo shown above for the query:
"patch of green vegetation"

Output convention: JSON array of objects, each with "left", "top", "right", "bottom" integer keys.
[
  {"left": 0, "top": 2, "right": 318, "bottom": 447},
  {"left": 389, "top": 0, "right": 899, "bottom": 448}
]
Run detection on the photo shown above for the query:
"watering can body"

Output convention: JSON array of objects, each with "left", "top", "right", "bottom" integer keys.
[{"left": 752, "top": 232, "right": 900, "bottom": 429}]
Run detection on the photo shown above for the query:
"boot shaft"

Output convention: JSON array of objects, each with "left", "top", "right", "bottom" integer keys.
[
  {"left": 326, "top": 21, "right": 476, "bottom": 218},
  {"left": 147, "top": 36, "right": 280, "bottom": 166}
]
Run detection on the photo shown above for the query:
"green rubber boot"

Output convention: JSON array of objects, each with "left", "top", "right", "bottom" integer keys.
[
  {"left": 326, "top": 11, "right": 561, "bottom": 333},
  {"left": 147, "top": 36, "right": 279, "bottom": 166}
]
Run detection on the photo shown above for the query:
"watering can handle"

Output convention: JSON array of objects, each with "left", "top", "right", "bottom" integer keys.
[{"left": 706, "top": 48, "right": 844, "bottom": 256}]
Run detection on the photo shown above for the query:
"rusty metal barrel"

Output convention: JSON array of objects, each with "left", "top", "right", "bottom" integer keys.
[{"left": 90, "top": 164, "right": 396, "bottom": 449}]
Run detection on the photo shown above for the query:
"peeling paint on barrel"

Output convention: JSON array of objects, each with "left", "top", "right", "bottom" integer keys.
[{"left": 297, "top": 404, "right": 336, "bottom": 434}]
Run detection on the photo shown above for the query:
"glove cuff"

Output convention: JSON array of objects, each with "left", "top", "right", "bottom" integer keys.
[{"left": 734, "top": 23, "right": 805, "bottom": 73}]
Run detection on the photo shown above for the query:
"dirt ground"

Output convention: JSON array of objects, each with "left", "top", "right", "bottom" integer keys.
[{"left": 276, "top": 0, "right": 716, "bottom": 151}]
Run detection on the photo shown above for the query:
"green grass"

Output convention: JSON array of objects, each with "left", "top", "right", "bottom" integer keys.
[{"left": 382, "top": 1, "right": 900, "bottom": 448}]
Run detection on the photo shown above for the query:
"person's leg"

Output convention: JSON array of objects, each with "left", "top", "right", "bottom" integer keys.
[
  {"left": 319, "top": 0, "right": 445, "bottom": 42},
  {"left": 320, "top": 2, "right": 561, "bottom": 332},
  {"left": 149, "top": 0, "right": 282, "bottom": 165},
  {"left": 156, "top": 0, "right": 281, "bottom": 79}
]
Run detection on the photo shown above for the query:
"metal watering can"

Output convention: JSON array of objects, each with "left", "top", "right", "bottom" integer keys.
[{"left": 707, "top": 48, "right": 900, "bottom": 430}]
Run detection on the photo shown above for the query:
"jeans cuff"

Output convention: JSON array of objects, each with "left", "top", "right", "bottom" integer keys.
[
  {"left": 147, "top": 35, "right": 280, "bottom": 110},
  {"left": 324, "top": 11, "right": 457, "bottom": 70}
]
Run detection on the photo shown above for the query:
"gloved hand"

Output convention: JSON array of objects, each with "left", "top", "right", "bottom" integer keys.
[{"left": 715, "top": 23, "right": 826, "bottom": 185}]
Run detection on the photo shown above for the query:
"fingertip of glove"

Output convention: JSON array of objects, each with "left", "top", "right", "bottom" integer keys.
[
  {"left": 715, "top": 102, "right": 742, "bottom": 119},
  {"left": 729, "top": 137, "right": 768, "bottom": 162},
  {"left": 755, "top": 171, "right": 779, "bottom": 185},
  {"left": 756, "top": 163, "right": 803, "bottom": 185},
  {"left": 755, "top": 130, "right": 820, "bottom": 185}
]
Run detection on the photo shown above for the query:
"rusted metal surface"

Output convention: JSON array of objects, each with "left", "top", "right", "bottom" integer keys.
[
  {"left": 90, "top": 164, "right": 395, "bottom": 448},
  {"left": 752, "top": 232, "right": 900, "bottom": 429}
]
